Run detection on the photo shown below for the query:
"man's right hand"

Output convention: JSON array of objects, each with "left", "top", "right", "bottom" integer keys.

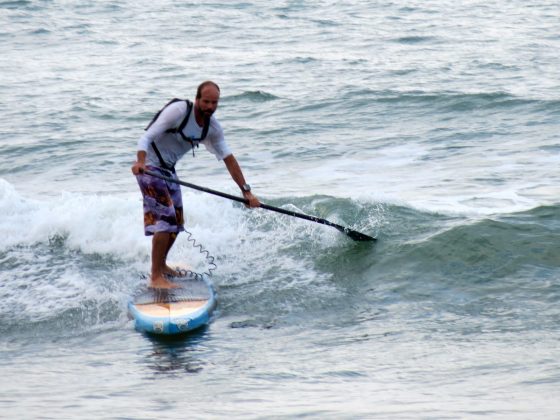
[
  {"left": 132, "top": 151, "right": 147, "bottom": 175},
  {"left": 131, "top": 161, "right": 145, "bottom": 175}
]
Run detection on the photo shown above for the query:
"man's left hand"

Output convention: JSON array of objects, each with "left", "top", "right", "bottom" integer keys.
[{"left": 243, "top": 191, "right": 260, "bottom": 208}]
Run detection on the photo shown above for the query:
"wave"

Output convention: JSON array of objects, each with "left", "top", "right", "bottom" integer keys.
[
  {"left": 368, "top": 203, "right": 560, "bottom": 282},
  {"left": 5, "top": 177, "right": 556, "bottom": 265},
  {"left": 0, "top": 179, "right": 382, "bottom": 332},
  {"left": 219, "top": 201, "right": 560, "bottom": 331},
  {"left": 392, "top": 35, "right": 438, "bottom": 44},
  {"left": 226, "top": 90, "right": 280, "bottom": 102},
  {"left": 0, "top": 179, "right": 378, "bottom": 256},
  {"left": 2, "top": 198, "right": 557, "bottom": 338},
  {"left": 339, "top": 88, "right": 560, "bottom": 114},
  {"left": 0, "top": 179, "right": 147, "bottom": 259},
  {"left": 0, "top": 0, "right": 32, "bottom": 10},
  {"left": 2, "top": 175, "right": 557, "bottom": 335}
]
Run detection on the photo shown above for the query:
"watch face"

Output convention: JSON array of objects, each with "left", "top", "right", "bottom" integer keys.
[{"left": 242, "top": 184, "right": 251, "bottom": 192}]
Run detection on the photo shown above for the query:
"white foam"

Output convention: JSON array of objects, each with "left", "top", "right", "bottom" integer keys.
[
  {"left": 0, "top": 178, "right": 148, "bottom": 260},
  {"left": 254, "top": 139, "right": 560, "bottom": 217},
  {"left": 0, "top": 179, "right": 328, "bottom": 276}
]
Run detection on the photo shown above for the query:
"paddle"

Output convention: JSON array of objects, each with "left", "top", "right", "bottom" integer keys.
[{"left": 143, "top": 169, "right": 376, "bottom": 242}]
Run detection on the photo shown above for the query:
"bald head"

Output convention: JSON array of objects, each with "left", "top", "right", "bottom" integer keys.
[
  {"left": 195, "top": 81, "right": 220, "bottom": 120},
  {"left": 196, "top": 81, "right": 220, "bottom": 99}
]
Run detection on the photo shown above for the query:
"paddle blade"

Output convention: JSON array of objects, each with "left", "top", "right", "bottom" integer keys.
[{"left": 343, "top": 228, "right": 376, "bottom": 241}]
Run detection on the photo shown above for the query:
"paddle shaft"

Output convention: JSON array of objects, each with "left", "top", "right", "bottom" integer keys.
[{"left": 143, "top": 169, "right": 375, "bottom": 241}]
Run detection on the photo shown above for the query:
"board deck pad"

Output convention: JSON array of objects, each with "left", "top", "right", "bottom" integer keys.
[
  {"left": 128, "top": 271, "right": 217, "bottom": 335},
  {"left": 133, "top": 277, "right": 212, "bottom": 305}
]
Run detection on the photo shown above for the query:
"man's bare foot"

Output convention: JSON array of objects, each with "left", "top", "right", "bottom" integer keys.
[{"left": 149, "top": 275, "right": 181, "bottom": 289}]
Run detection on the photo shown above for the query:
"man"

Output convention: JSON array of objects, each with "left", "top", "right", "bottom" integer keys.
[{"left": 131, "top": 81, "right": 260, "bottom": 288}]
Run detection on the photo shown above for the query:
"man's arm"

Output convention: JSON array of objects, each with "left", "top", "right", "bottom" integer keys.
[
  {"left": 131, "top": 150, "right": 147, "bottom": 175},
  {"left": 223, "top": 154, "right": 260, "bottom": 208}
]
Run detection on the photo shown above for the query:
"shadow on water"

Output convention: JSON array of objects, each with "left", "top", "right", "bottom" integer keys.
[{"left": 141, "top": 326, "right": 210, "bottom": 375}]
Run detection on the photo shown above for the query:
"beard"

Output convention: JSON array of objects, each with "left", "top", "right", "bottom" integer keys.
[{"left": 196, "top": 106, "right": 214, "bottom": 120}]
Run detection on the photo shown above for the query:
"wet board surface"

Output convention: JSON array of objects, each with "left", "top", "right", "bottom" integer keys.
[{"left": 128, "top": 273, "right": 217, "bottom": 335}]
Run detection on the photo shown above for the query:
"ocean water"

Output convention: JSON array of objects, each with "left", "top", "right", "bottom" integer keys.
[{"left": 1, "top": 0, "right": 560, "bottom": 418}]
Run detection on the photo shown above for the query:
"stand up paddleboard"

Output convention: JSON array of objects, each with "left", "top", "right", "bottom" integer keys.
[{"left": 128, "top": 272, "right": 217, "bottom": 335}]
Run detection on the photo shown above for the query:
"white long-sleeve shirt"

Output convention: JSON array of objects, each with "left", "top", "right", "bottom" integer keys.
[{"left": 137, "top": 100, "right": 232, "bottom": 169}]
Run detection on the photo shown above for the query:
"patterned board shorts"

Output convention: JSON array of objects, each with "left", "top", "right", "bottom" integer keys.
[{"left": 136, "top": 166, "right": 185, "bottom": 236}]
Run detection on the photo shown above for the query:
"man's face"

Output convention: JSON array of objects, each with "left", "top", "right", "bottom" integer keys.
[{"left": 196, "top": 86, "right": 220, "bottom": 118}]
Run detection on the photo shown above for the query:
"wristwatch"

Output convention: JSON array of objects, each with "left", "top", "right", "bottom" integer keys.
[{"left": 241, "top": 183, "right": 251, "bottom": 193}]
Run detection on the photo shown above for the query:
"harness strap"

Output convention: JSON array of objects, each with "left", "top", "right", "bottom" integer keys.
[
  {"left": 174, "top": 102, "right": 210, "bottom": 157},
  {"left": 151, "top": 142, "right": 175, "bottom": 173},
  {"left": 166, "top": 100, "right": 193, "bottom": 135}
]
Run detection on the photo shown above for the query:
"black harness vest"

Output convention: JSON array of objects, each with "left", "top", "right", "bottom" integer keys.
[{"left": 144, "top": 98, "right": 210, "bottom": 172}]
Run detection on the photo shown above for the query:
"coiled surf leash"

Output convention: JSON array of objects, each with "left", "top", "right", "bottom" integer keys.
[
  {"left": 139, "top": 231, "right": 217, "bottom": 283},
  {"left": 182, "top": 229, "right": 217, "bottom": 279},
  {"left": 144, "top": 169, "right": 376, "bottom": 242}
]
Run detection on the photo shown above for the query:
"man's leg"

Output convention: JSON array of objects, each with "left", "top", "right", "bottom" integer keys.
[
  {"left": 150, "top": 232, "right": 179, "bottom": 288},
  {"left": 163, "top": 233, "right": 180, "bottom": 276},
  {"left": 136, "top": 168, "right": 185, "bottom": 287}
]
